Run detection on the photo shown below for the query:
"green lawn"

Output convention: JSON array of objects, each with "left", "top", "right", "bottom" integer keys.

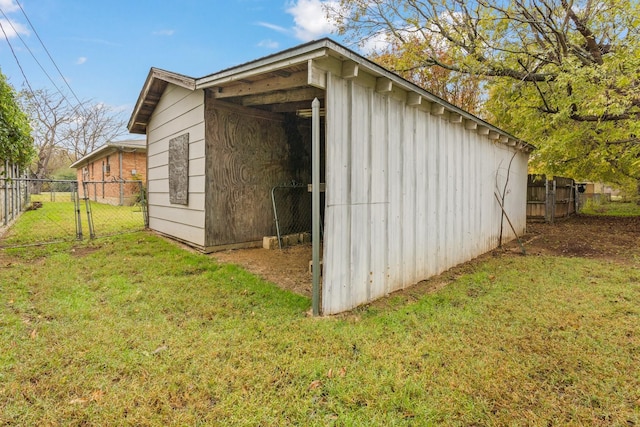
[
  {"left": 1, "top": 227, "right": 639, "bottom": 424},
  {"left": 581, "top": 200, "right": 640, "bottom": 216},
  {"left": 1, "top": 196, "right": 145, "bottom": 247}
]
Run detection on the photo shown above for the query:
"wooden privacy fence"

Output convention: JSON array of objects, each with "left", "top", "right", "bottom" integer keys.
[{"left": 527, "top": 175, "right": 577, "bottom": 223}]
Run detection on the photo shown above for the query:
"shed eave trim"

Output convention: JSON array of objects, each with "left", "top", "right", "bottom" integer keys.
[
  {"left": 321, "top": 40, "right": 534, "bottom": 150},
  {"left": 195, "top": 48, "right": 330, "bottom": 89},
  {"left": 127, "top": 67, "right": 196, "bottom": 134}
]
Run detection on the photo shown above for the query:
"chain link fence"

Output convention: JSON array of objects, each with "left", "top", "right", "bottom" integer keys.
[
  {"left": 271, "top": 181, "right": 319, "bottom": 249},
  {"left": 0, "top": 178, "right": 147, "bottom": 248}
]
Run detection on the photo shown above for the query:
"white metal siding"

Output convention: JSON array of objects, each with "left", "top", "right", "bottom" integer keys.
[
  {"left": 323, "top": 74, "right": 528, "bottom": 315},
  {"left": 147, "top": 84, "right": 206, "bottom": 247}
]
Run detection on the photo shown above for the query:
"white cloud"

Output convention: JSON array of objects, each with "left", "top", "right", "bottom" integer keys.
[
  {"left": 286, "top": 0, "right": 338, "bottom": 41},
  {"left": 0, "top": 0, "right": 19, "bottom": 13},
  {"left": 360, "top": 32, "right": 392, "bottom": 54},
  {"left": 152, "top": 29, "right": 175, "bottom": 36},
  {"left": 0, "top": 18, "right": 29, "bottom": 38},
  {"left": 257, "top": 39, "right": 279, "bottom": 49},
  {"left": 76, "top": 56, "right": 87, "bottom": 65},
  {"left": 256, "top": 21, "right": 290, "bottom": 34}
]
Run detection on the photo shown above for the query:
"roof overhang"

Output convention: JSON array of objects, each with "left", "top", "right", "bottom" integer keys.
[
  {"left": 127, "top": 38, "right": 534, "bottom": 152},
  {"left": 70, "top": 140, "right": 147, "bottom": 169},
  {"left": 128, "top": 68, "right": 196, "bottom": 134}
]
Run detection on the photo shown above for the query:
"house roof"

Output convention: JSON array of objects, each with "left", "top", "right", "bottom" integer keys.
[
  {"left": 128, "top": 38, "right": 533, "bottom": 151},
  {"left": 70, "top": 139, "right": 146, "bottom": 169}
]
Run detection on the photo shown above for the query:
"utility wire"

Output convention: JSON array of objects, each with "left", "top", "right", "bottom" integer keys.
[
  {"left": 15, "top": 0, "right": 87, "bottom": 115},
  {"left": 0, "top": 17, "right": 48, "bottom": 120},
  {"left": 0, "top": 7, "right": 71, "bottom": 105}
]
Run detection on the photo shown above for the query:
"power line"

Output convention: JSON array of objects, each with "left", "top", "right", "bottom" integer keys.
[
  {"left": 0, "top": 17, "right": 47, "bottom": 119},
  {"left": 0, "top": 7, "right": 70, "bottom": 103},
  {"left": 14, "top": 0, "right": 87, "bottom": 115}
]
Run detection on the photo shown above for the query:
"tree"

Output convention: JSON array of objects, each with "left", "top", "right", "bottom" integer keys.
[
  {"left": 19, "top": 88, "right": 126, "bottom": 182},
  {"left": 328, "top": 0, "right": 640, "bottom": 195},
  {"left": 370, "top": 35, "right": 484, "bottom": 114},
  {"left": 0, "top": 69, "right": 34, "bottom": 169}
]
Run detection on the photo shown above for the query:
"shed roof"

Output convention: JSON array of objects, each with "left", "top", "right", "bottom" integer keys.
[
  {"left": 70, "top": 139, "right": 146, "bottom": 169},
  {"left": 128, "top": 38, "right": 533, "bottom": 151}
]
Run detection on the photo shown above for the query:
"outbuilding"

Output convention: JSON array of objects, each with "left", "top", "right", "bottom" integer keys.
[
  {"left": 128, "top": 38, "right": 532, "bottom": 315},
  {"left": 70, "top": 139, "right": 147, "bottom": 206}
]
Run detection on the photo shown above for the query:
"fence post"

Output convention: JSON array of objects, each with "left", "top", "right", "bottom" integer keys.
[
  {"left": 139, "top": 181, "right": 149, "bottom": 228},
  {"left": 4, "top": 160, "right": 8, "bottom": 226},
  {"left": 83, "top": 182, "right": 95, "bottom": 239},
  {"left": 11, "top": 164, "right": 17, "bottom": 219},
  {"left": 551, "top": 179, "right": 557, "bottom": 224},
  {"left": 544, "top": 178, "right": 549, "bottom": 223},
  {"left": 74, "top": 181, "right": 84, "bottom": 240}
]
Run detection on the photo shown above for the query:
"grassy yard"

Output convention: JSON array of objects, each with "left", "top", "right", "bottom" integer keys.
[
  {"left": 1, "top": 213, "right": 639, "bottom": 425},
  {"left": 1, "top": 196, "right": 145, "bottom": 247},
  {"left": 581, "top": 200, "right": 640, "bottom": 216}
]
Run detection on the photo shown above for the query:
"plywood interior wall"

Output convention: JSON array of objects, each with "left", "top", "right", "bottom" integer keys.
[{"left": 204, "top": 93, "right": 313, "bottom": 247}]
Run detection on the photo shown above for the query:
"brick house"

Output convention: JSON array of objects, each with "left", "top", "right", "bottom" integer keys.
[{"left": 70, "top": 139, "right": 146, "bottom": 206}]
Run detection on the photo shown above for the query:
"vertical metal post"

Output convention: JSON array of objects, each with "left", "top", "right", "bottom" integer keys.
[
  {"left": 83, "top": 182, "right": 95, "bottom": 239},
  {"left": 119, "top": 151, "right": 124, "bottom": 206},
  {"left": 311, "top": 98, "right": 321, "bottom": 316},
  {"left": 4, "top": 160, "right": 8, "bottom": 226},
  {"left": 74, "top": 181, "right": 83, "bottom": 240},
  {"left": 271, "top": 185, "right": 283, "bottom": 249},
  {"left": 11, "top": 164, "right": 17, "bottom": 218},
  {"left": 25, "top": 171, "right": 30, "bottom": 206},
  {"left": 138, "top": 181, "right": 149, "bottom": 228}
]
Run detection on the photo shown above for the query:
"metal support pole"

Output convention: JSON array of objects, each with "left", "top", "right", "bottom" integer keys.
[
  {"left": 271, "top": 186, "right": 284, "bottom": 250},
  {"left": 83, "top": 182, "right": 95, "bottom": 239},
  {"left": 75, "top": 182, "right": 83, "bottom": 240},
  {"left": 4, "top": 160, "right": 8, "bottom": 226},
  {"left": 311, "top": 98, "right": 321, "bottom": 316},
  {"left": 11, "top": 164, "right": 16, "bottom": 218},
  {"left": 119, "top": 151, "right": 124, "bottom": 206}
]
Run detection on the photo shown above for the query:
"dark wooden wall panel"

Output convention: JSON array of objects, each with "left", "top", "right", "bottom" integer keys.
[{"left": 204, "top": 94, "right": 312, "bottom": 246}]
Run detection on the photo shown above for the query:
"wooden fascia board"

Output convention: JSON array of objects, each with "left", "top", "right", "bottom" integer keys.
[
  {"left": 214, "top": 70, "right": 309, "bottom": 98},
  {"left": 241, "top": 87, "right": 325, "bottom": 107},
  {"left": 196, "top": 48, "right": 329, "bottom": 89},
  {"left": 320, "top": 40, "right": 529, "bottom": 149},
  {"left": 128, "top": 68, "right": 195, "bottom": 134}
]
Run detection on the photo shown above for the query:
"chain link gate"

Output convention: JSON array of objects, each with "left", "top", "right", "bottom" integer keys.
[
  {"left": 0, "top": 178, "right": 148, "bottom": 248},
  {"left": 271, "top": 181, "right": 315, "bottom": 249}
]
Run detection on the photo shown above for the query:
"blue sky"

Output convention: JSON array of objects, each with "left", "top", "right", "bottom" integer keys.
[{"left": 0, "top": 0, "right": 348, "bottom": 118}]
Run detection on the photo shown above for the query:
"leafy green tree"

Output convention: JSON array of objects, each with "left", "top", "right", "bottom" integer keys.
[
  {"left": 329, "top": 0, "right": 640, "bottom": 195},
  {"left": 0, "top": 69, "right": 34, "bottom": 169}
]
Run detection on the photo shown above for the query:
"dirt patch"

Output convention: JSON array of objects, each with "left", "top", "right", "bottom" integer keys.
[
  {"left": 522, "top": 215, "right": 640, "bottom": 262},
  {"left": 213, "top": 244, "right": 314, "bottom": 297},
  {"left": 210, "top": 215, "right": 640, "bottom": 300},
  {"left": 69, "top": 245, "right": 102, "bottom": 257}
]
